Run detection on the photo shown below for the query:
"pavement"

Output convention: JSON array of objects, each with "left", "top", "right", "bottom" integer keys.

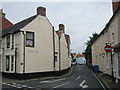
[{"left": 91, "top": 69, "right": 120, "bottom": 89}]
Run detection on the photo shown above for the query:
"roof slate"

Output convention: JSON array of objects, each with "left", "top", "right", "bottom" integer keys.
[{"left": 2, "top": 15, "right": 37, "bottom": 37}]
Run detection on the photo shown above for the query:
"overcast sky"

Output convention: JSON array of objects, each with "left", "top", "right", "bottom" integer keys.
[{"left": 1, "top": 1, "right": 113, "bottom": 53}]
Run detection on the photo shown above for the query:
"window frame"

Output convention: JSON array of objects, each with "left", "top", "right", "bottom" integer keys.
[
  {"left": 6, "top": 35, "right": 10, "bottom": 49},
  {"left": 11, "top": 34, "right": 14, "bottom": 49},
  {"left": 11, "top": 56, "right": 14, "bottom": 71},
  {"left": 6, "top": 56, "right": 10, "bottom": 71},
  {"left": 26, "top": 31, "right": 34, "bottom": 47}
]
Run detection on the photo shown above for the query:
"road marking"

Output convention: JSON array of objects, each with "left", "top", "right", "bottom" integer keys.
[
  {"left": 75, "top": 76, "right": 81, "bottom": 80},
  {"left": 2, "top": 83, "right": 34, "bottom": 89},
  {"left": 82, "top": 85, "right": 88, "bottom": 88},
  {"left": 40, "top": 78, "right": 66, "bottom": 83},
  {"left": 93, "top": 73, "right": 106, "bottom": 90},
  {"left": 28, "top": 86, "right": 34, "bottom": 88},
  {"left": 79, "top": 80, "right": 85, "bottom": 87},
  {"left": 52, "top": 82, "right": 69, "bottom": 88},
  {"left": 21, "top": 85, "right": 28, "bottom": 87},
  {"left": 2, "top": 83, "right": 7, "bottom": 85},
  {"left": 17, "top": 84, "right": 22, "bottom": 86},
  {"left": 12, "top": 83, "right": 16, "bottom": 84},
  {"left": 11, "top": 85, "right": 17, "bottom": 87},
  {"left": 6, "top": 84, "right": 11, "bottom": 86},
  {"left": 17, "top": 87, "right": 22, "bottom": 88},
  {"left": 79, "top": 80, "right": 88, "bottom": 88}
]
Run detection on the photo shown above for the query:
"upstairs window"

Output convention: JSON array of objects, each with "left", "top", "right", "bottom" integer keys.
[
  {"left": 6, "top": 35, "right": 10, "bottom": 48},
  {"left": 26, "top": 32, "right": 34, "bottom": 47},
  {"left": 11, "top": 34, "right": 14, "bottom": 49}
]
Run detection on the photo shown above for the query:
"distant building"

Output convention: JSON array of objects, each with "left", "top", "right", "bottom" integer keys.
[
  {"left": 76, "top": 54, "right": 86, "bottom": 64},
  {"left": 71, "top": 53, "right": 76, "bottom": 57},
  {"left": 76, "top": 54, "right": 84, "bottom": 58}
]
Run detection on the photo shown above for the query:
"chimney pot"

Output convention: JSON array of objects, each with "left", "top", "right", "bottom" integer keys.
[
  {"left": 0, "top": 9, "right": 5, "bottom": 18},
  {"left": 37, "top": 6, "right": 46, "bottom": 16},
  {"left": 59, "top": 24, "right": 65, "bottom": 30},
  {"left": 112, "top": 1, "right": 120, "bottom": 14}
]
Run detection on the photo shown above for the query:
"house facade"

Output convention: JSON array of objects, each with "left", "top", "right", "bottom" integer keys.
[
  {"left": 1, "top": 6, "right": 71, "bottom": 78},
  {"left": 92, "top": 1, "right": 120, "bottom": 79},
  {"left": 55, "top": 24, "right": 71, "bottom": 71},
  {"left": 0, "top": 9, "right": 13, "bottom": 72}
]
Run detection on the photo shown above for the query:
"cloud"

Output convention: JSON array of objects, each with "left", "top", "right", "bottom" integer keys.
[{"left": 2, "top": 2, "right": 113, "bottom": 53}]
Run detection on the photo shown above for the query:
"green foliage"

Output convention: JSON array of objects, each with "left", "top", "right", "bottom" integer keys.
[{"left": 83, "top": 33, "right": 98, "bottom": 61}]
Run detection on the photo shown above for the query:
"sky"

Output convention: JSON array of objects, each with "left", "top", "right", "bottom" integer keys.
[{"left": 1, "top": 0, "right": 113, "bottom": 53}]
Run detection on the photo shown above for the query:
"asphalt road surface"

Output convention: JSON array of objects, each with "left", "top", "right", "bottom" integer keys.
[{"left": 2, "top": 64, "right": 105, "bottom": 89}]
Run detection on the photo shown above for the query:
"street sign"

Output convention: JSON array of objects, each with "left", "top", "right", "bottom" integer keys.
[{"left": 104, "top": 45, "right": 112, "bottom": 53}]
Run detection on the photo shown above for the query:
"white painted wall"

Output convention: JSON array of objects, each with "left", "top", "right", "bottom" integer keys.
[
  {"left": 60, "top": 34, "right": 71, "bottom": 70},
  {"left": 54, "top": 32, "right": 59, "bottom": 71},
  {"left": 2, "top": 14, "right": 71, "bottom": 74},
  {"left": 15, "top": 32, "right": 24, "bottom": 73},
  {"left": 21, "top": 15, "right": 54, "bottom": 73}
]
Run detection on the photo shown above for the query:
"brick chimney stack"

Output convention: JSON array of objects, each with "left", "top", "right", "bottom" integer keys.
[
  {"left": 59, "top": 24, "right": 65, "bottom": 33},
  {"left": 112, "top": 0, "right": 120, "bottom": 14},
  {"left": 37, "top": 6, "right": 46, "bottom": 16},
  {"left": 0, "top": 9, "right": 5, "bottom": 18}
]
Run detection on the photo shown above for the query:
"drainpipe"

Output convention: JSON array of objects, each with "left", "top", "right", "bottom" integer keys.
[
  {"left": 15, "top": 48, "right": 17, "bottom": 74},
  {"left": 59, "top": 36, "right": 61, "bottom": 71},
  {"left": 111, "top": 51, "right": 114, "bottom": 81},
  {"left": 21, "top": 31, "right": 25, "bottom": 74},
  {"left": 110, "top": 43, "right": 114, "bottom": 81},
  {"left": 52, "top": 26, "right": 55, "bottom": 70}
]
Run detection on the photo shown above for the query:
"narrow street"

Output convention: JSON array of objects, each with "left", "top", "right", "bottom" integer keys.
[{"left": 2, "top": 64, "right": 105, "bottom": 89}]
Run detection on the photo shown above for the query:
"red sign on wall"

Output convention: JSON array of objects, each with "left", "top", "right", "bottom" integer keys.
[{"left": 104, "top": 45, "right": 112, "bottom": 53}]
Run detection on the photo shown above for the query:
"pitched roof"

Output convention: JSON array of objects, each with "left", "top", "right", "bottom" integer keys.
[
  {"left": 0, "top": 18, "right": 13, "bottom": 30},
  {"left": 55, "top": 29, "right": 71, "bottom": 46},
  {"left": 92, "top": 6, "right": 120, "bottom": 45},
  {"left": 2, "top": 15, "right": 37, "bottom": 37}
]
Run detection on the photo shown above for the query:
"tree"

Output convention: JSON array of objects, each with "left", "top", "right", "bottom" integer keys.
[{"left": 82, "top": 33, "right": 98, "bottom": 65}]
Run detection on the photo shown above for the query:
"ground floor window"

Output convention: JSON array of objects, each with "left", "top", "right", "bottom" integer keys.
[
  {"left": 6, "top": 56, "right": 14, "bottom": 71},
  {"left": 11, "top": 56, "right": 14, "bottom": 71},
  {"left": 118, "top": 52, "right": 120, "bottom": 76},
  {"left": 6, "top": 56, "right": 10, "bottom": 71}
]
